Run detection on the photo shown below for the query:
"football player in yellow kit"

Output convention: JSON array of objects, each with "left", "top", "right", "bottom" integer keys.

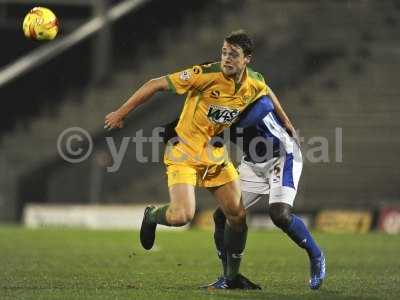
[{"left": 104, "top": 30, "right": 295, "bottom": 289}]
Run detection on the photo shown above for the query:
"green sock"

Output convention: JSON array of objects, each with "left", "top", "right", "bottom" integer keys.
[
  {"left": 148, "top": 205, "right": 170, "bottom": 226},
  {"left": 224, "top": 223, "right": 248, "bottom": 280}
]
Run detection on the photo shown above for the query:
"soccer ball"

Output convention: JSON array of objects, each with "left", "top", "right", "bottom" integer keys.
[{"left": 23, "top": 7, "right": 59, "bottom": 41}]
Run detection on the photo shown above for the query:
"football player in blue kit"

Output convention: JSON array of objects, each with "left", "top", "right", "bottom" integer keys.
[{"left": 206, "top": 94, "right": 326, "bottom": 290}]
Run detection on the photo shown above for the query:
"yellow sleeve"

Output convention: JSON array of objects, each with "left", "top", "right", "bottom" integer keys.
[
  {"left": 166, "top": 65, "right": 207, "bottom": 95},
  {"left": 252, "top": 74, "right": 271, "bottom": 103}
]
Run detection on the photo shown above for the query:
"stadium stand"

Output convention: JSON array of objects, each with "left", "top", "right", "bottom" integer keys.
[{"left": 0, "top": 0, "right": 399, "bottom": 220}]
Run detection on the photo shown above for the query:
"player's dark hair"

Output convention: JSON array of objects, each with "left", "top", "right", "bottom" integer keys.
[{"left": 225, "top": 30, "right": 254, "bottom": 56}]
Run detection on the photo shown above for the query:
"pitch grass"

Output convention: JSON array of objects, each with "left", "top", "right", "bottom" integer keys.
[{"left": 0, "top": 226, "right": 399, "bottom": 300}]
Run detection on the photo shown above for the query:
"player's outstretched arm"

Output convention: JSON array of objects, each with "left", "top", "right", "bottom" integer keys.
[{"left": 104, "top": 76, "right": 169, "bottom": 130}]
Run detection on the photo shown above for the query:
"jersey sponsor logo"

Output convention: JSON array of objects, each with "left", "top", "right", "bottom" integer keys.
[
  {"left": 192, "top": 66, "right": 201, "bottom": 74},
  {"left": 207, "top": 105, "right": 240, "bottom": 125},
  {"left": 210, "top": 90, "right": 220, "bottom": 99},
  {"left": 179, "top": 70, "right": 191, "bottom": 81}
]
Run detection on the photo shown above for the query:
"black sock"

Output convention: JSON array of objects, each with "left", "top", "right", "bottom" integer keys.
[
  {"left": 224, "top": 223, "right": 248, "bottom": 280},
  {"left": 213, "top": 208, "right": 227, "bottom": 276}
]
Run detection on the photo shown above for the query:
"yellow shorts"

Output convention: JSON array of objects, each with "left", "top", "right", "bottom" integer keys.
[
  {"left": 164, "top": 143, "right": 238, "bottom": 188},
  {"left": 166, "top": 162, "right": 238, "bottom": 187}
]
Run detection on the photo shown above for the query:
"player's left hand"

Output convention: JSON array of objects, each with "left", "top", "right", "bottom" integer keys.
[{"left": 104, "top": 111, "right": 124, "bottom": 130}]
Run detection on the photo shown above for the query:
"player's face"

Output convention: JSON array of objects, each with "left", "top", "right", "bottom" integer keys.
[{"left": 221, "top": 41, "right": 251, "bottom": 77}]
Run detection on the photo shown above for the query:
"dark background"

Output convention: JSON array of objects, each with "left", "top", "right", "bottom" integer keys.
[{"left": 0, "top": 0, "right": 399, "bottom": 221}]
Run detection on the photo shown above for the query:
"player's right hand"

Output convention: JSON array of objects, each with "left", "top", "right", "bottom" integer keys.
[{"left": 104, "top": 111, "right": 124, "bottom": 130}]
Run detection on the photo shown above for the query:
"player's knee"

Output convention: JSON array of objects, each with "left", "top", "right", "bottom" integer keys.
[
  {"left": 213, "top": 208, "right": 226, "bottom": 227},
  {"left": 269, "top": 203, "right": 292, "bottom": 230},
  {"left": 225, "top": 206, "right": 246, "bottom": 228},
  {"left": 223, "top": 199, "right": 244, "bottom": 218}
]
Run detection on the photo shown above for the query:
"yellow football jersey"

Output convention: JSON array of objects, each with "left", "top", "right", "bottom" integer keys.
[{"left": 166, "top": 62, "right": 270, "bottom": 162}]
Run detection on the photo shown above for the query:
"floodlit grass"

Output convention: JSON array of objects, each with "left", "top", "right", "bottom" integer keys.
[{"left": 0, "top": 226, "right": 399, "bottom": 300}]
